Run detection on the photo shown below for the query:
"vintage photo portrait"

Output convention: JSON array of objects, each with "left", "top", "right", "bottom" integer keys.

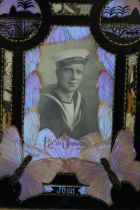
[{"left": 36, "top": 27, "right": 110, "bottom": 139}]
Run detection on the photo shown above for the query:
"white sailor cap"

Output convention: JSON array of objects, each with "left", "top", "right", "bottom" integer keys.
[{"left": 52, "top": 49, "right": 89, "bottom": 68}]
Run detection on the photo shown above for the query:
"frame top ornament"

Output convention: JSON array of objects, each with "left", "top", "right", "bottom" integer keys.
[{"left": 90, "top": 0, "right": 140, "bottom": 54}]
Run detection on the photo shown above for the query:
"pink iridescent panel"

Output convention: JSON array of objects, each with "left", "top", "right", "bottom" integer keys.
[
  {"left": 96, "top": 47, "right": 115, "bottom": 78},
  {"left": 46, "top": 26, "right": 91, "bottom": 44},
  {"left": 97, "top": 71, "right": 114, "bottom": 106},
  {"left": 96, "top": 49, "right": 115, "bottom": 140},
  {"left": 25, "top": 47, "right": 40, "bottom": 78},
  {"left": 25, "top": 72, "right": 41, "bottom": 112}
]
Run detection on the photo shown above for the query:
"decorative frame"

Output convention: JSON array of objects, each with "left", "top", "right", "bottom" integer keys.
[{"left": 0, "top": 0, "right": 140, "bottom": 209}]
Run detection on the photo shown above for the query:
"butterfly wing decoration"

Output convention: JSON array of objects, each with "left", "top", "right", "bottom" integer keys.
[
  {"left": 0, "top": 126, "right": 23, "bottom": 164},
  {"left": 35, "top": 129, "right": 85, "bottom": 159},
  {"left": 0, "top": 126, "right": 63, "bottom": 201},
  {"left": 67, "top": 131, "right": 140, "bottom": 205},
  {"left": 66, "top": 158, "right": 113, "bottom": 205},
  {"left": 96, "top": 46, "right": 115, "bottom": 78},
  {"left": 98, "top": 102, "right": 112, "bottom": 140},
  {"left": 0, "top": 126, "right": 22, "bottom": 177},
  {"left": 46, "top": 26, "right": 90, "bottom": 44},
  {"left": 23, "top": 143, "right": 50, "bottom": 162},
  {"left": 46, "top": 26, "right": 70, "bottom": 44},
  {"left": 63, "top": 133, "right": 113, "bottom": 204},
  {"left": 79, "top": 133, "right": 112, "bottom": 205},
  {"left": 97, "top": 71, "right": 114, "bottom": 106},
  {"left": 35, "top": 128, "right": 56, "bottom": 150},
  {"left": 66, "top": 26, "right": 90, "bottom": 41},
  {"left": 47, "top": 135, "right": 84, "bottom": 159},
  {"left": 110, "top": 130, "right": 140, "bottom": 191},
  {"left": 25, "top": 47, "right": 40, "bottom": 79},
  {"left": 19, "top": 158, "right": 62, "bottom": 201},
  {"left": 24, "top": 111, "right": 40, "bottom": 145},
  {"left": 25, "top": 72, "right": 41, "bottom": 112},
  {"left": 80, "top": 132, "right": 103, "bottom": 146},
  {"left": 80, "top": 133, "right": 111, "bottom": 162},
  {"left": 24, "top": 112, "right": 55, "bottom": 152}
]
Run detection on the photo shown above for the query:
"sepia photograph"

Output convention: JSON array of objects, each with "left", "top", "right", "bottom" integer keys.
[{"left": 37, "top": 28, "right": 109, "bottom": 139}]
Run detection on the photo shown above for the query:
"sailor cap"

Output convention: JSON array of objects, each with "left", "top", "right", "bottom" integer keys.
[{"left": 52, "top": 49, "right": 89, "bottom": 68}]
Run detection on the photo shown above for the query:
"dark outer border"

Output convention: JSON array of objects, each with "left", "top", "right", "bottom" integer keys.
[
  {"left": 111, "top": 54, "right": 126, "bottom": 149},
  {"left": 49, "top": 0, "right": 94, "bottom": 3},
  {"left": 0, "top": 0, "right": 139, "bottom": 208},
  {"left": 134, "top": 52, "right": 140, "bottom": 160},
  {"left": 11, "top": 50, "right": 24, "bottom": 135},
  {"left": 0, "top": 49, "right": 4, "bottom": 142}
]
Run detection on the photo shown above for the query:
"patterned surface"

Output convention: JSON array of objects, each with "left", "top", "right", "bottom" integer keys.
[
  {"left": 2, "top": 50, "right": 13, "bottom": 130},
  {"left": 51, "top": 3, "right": 92, "bottom": 15}
]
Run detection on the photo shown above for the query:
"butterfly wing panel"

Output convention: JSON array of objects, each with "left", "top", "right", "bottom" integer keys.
[
  {"left": 80, "top": 134, "right": 111, "bottom": 163},
  {"left": 0, "top": 156, "right": 18, "bottom": 177},
  {"left": 65, "top": 158, "right": 113, "bottom": 205},
  {"left": 110, "top": 130, "right": 136, "bottom": 171},
  {"left": 116, "top": 161, "right": 140, "bottom": 191},
  {"left": 0, "top": 126, "right": 23, "bottom": 165},
  {"left": 19, "top": 172, "right": 43, "bottom": 201}
]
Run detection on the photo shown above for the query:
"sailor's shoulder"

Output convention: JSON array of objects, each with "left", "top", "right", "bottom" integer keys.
[{"left": 41, "top": 93, "right": 55, "bottom": 103}]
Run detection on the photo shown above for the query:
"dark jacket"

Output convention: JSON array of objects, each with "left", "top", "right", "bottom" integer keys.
[{"left": 38, "top": 87, "right": 92, "bottom": 139}]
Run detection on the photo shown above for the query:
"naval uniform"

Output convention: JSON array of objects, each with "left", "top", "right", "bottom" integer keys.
[{"left": 38, "top": 88, "right": 92, "bottom": 139}]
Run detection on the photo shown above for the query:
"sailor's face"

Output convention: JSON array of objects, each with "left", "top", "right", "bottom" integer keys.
[{"left": 57, "top": 63, "right": 84, "bottom": 93}]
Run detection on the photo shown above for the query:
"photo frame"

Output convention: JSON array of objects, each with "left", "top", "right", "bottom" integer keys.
[{"left": 0, "top": 0, "right": 140, "bottom": 209}]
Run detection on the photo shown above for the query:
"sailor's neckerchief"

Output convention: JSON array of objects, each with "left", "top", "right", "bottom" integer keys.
[{"left": 42, "top": 90, "right": 81, "bottom": 131}]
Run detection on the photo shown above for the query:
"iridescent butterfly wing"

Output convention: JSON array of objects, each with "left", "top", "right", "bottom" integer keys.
[
  {"left": 46, "top": 26, "right": 70, "bottom": 44},
  {"left": 65, "top": 131, "right": 140, "bottom": 205},
  {"left": 24, "top": 111, "right": 40, "bottom": 145},
  {"left": 66, "top": 133, "right": 113, "bottom": 205},
  {"left": 0, "top": 126, "right": 63, "bottom": 201},
  {"left": 35, "top": 128, "right": 56, "bottom": 150},
  {"left": 96, "top": 46, "right": 115, "bottom": 78},
  {"left": 97, "top": 71, "right": 114, "bottom": 106},
  {"left": 25, "top": 72, "right": 41, "bottom": 112},
  {"left": 110, "top": 130, "right": 140, "bottom": 191},
  {"left": 0, "top": 126, "right": 23, "bottom": 177},
  {"left": 45, "top": 134, "right": 84, "bottom": 159},
  {"left": 25, "top": 47, "right": 40, "bottom": 79},
  {"left": 66, "top": 26, "right": 90, "bottom": 41},
  {"left": 66, "top": 158, "right": 113, "bottom": 205},
  {"left": 98, "top": 102, "right": 112, "bottom": 140},
  {"left": 80, "top": 133, "right": 111, "bottom": 162},
  {"left": 19, "top": 158, "right": 63, "bottom": 201},
  {"left": 46, "top": 26, "right": 90, "bottom": 44}
]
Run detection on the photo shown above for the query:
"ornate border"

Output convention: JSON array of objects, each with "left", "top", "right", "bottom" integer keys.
[
  {"left": 90, "top": 0, "right": 140, "bottom": 54},
  {"left": 0, "top": 0, "right": 51, "bottom": 51},
  {"left": 0, "top": 0, "right": 139, "bottom": 208},
  {"left": 135, "top": 53, "right": 140, "bottom": 160},
  {"left": 0, "top": 48, "right": 4, "bottom": 142}
]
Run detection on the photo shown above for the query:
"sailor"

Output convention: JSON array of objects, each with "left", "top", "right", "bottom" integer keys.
[{"left": 38, "top": 48, "right": 92, "bottom": 139}]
